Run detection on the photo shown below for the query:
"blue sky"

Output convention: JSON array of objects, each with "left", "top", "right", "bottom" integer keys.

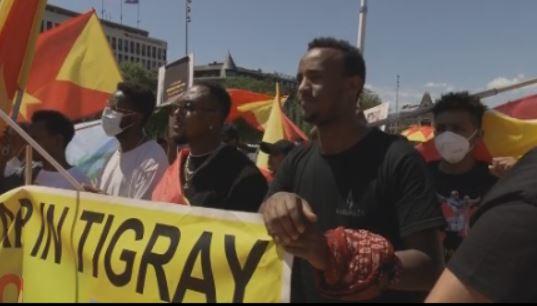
[{"left": 49, "top": 0, "right": 537, "bottom": 111}]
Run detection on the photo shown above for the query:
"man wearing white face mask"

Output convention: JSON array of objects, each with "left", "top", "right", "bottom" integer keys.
[
  {"left": 427, "top": 92, "right": 497, "bottom": 261},
  {"left": 90, "top": 82, "right": 169, "bottom": 200}
]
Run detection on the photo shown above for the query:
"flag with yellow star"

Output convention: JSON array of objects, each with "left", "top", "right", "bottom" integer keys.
[
  {"left": 19, "top": 10, "right": 123, "bottom": 121},
  {"left": 0, "top": 0, "right": 46, "bottom": 132}
]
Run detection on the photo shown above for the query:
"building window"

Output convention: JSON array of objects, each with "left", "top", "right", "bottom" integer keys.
[
  {"left": 130, "top": 42, "right": 135, "bottom": 54},
  {"left": 124, "top": 40, "right": 129, "bottom": 52},
  {"left": 136, "top": 43, "right": 140, "bottom": 55},
  {"left": 163, "top": 51, "right": 167, "bottom": 61},
  {"left": 112, "top": 37, "right": 117, "bottom": 50},
  {"left": 157, "top": 49, "right": 161, "bottom": 60},
  {"left": 131, "top": 56, "right": 135, "bottom": 62},
  {"left": 152, "top": 46, "right": 156, "bottom": 59},
  {"left": 118, "top": 54, "right": 123, "bottom": 62},
  {"left": 142, "top": 45, "right": 146, "bottom": 57},
  {"left": 47, "top": 21, "right": 53, "bottom": 30},
  {"left": 118, "top": 39, "right": 123, "bottom": 51}
]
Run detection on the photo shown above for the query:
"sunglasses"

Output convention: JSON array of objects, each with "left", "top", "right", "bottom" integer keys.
[{"left": 170, "top": 101, "right": 219, "bottom": 115}]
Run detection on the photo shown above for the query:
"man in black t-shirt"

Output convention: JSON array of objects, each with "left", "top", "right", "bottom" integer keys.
[
  {"left": 151, "top": 82, "right": 267, "bottom": 212},
  {"left": 259, "top": 37, "right": 446, "bottom": 302},
  {"left": 428, "top": 92, "right": 497, "bottom": 259},
  {"left": 426, "top": 147, "right": 537, "bottom": 303}
]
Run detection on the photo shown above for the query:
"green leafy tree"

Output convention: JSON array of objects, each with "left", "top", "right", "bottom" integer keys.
[
  {"left": 359, "top": 88, "right": 382, "bottom": 110},
  {"left": 120, "top": 62, "right": 158, "bottom": 94},
  {"left": 222, "top": 76, "right": 277, "bottom": 95}
]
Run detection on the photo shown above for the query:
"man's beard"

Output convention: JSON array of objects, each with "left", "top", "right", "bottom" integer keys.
[{"left": 304, "top": 113, "right": 333, "bottom": 127}]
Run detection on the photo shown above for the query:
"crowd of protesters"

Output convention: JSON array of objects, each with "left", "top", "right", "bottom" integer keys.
[{"left": 0, "top": 36, "right": 535, "bottom": 303}]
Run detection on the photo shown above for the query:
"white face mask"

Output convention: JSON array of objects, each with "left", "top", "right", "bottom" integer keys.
[
  {"left": 434, "top": 130, "right": 477, "bottom": 164},
  {"left": 101, "top": 107, "right": 133, "bottom": 137}
]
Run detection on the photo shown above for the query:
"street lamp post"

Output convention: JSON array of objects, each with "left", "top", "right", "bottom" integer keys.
[
  {"left": 357, "top": 0, "right": 368, "bottom": 54},
  {"left": 185, "top": 0, "right": 192, "bottom": 56}
]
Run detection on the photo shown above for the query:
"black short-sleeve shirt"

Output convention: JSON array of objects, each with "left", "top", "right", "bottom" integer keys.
[
  {"left": 448, "top": 202, "right": 537, "bottom": 302},
  {"left": 447, "top": 149, "right": 537, "bottom": 303},
  {"left": 267, "top": 128, "right": 445, "bottom": 302},
  {"left": 427, "top": 161, "right": 497, "bottom": 258}
]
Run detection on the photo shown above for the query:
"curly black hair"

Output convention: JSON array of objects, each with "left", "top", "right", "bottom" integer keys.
[
  {"left": 194, "top": 81, "right": 232, "bottom": 122},
  {"left": 433, "top": 92, "right": 487, "bottom": 127}
]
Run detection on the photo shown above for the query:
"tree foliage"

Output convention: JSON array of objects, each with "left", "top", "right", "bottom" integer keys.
[
  {"left": 120, "top": 62, "right": 158, "bottom": 94},
  {"left": 222, "top": 76, "right": 277, "bottom": 95},
  {"left": 359, "top": 88, "right": 382, "bottom": 110}
]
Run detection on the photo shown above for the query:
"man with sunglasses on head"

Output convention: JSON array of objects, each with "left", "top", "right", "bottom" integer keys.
[
  {"left": 92, "top": 82, "right": 169, "bottom": 200},
  {"left": 151, "top": 82, "right": 268, "bottom": 213}
]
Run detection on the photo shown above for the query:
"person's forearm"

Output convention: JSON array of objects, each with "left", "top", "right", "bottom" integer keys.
[
  {"left": 389, "top": 249, "right": 443, "bottom": 291},
  {"left": 425, "top": 269, "right": 491, "bottom": 303}
]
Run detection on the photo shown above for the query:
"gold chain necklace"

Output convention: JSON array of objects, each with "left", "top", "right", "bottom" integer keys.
[
  {"left": 183, "top": 155, "right": 195, "bottom": 188},
  {"left": 183, "top": 144, "right": 225, "bottom": 189}
]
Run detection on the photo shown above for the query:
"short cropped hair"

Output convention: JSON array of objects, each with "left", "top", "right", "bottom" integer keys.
[
  {"left": 117, "top": 82, "right": 156, "bottom": 124},
  {"left": 308, "top": 37, "right": 366, "bottom": 81},
  {"left": 194, "top": 81, "right": 232, "bottom": 121}
]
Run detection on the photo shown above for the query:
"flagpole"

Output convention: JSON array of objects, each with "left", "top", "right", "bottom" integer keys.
[
  {"left": 120, "top": 0, "right": 124, "bottom": 24},
  {"left": 101, "top": 0, "right": 105, "bottom": 19},
  {"left": 137, "top": 1, "right": 141, "bottom": 28},
  {"left": 357, "top": 0, "right": 368, "bottom": 54},
  {"left": 0, "top": 108, "right": 84, "bottom": 191},
  {"left": 395, "top": 74, "right": 400, "bottom": 132},
  {"left": 10, "top": 89, "right": 24, "bottom": 121}
]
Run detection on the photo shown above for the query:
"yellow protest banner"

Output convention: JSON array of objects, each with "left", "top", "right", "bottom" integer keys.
[{"left": 0, "top": 186, "right": 292, "bottom": 303}]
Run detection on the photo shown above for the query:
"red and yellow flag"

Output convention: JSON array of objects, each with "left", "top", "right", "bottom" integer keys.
[
  {"left": 418, "top": 94, "right": 537, "bottom": 162},
  {"left": 0, "top": 0, "right": 46, "bottom": 131},
  {"left": 227, "top": 89, "right": 273, "bottom": 130},
  {"left": 227, "top": 89, "right": 269, "bottom": 128},
  {"left": 20, "top": 10, "right": 123, "bottom": 121},
  {"left": 255, "top": 84, "right": 308, "bottom": 169},
  {"left": 481, "top": 94, "right": 537, "bottom": 157}
]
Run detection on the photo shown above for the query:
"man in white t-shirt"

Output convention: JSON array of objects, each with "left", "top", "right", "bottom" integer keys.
[
  {"left": 92, "top": 82, "right": 168, "bottom": 200},
  {"left": 29, "top": 111, "right": 91, "bottom": 190}
]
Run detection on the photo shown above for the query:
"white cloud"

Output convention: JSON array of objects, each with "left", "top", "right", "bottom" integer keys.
[
  {"left": 486, "top": 74, "right": 526, "bottom": 89},
  {"left": 425, "top": 82, "right": 449, "bottom": 88}
]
